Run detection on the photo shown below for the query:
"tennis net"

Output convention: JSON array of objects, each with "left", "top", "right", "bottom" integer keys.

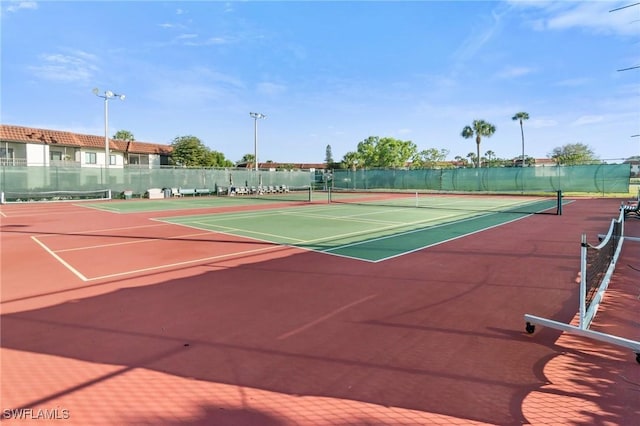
[
  {"left": 327, "top": 187, "right": 563, "bottom": 215},
  {"left": 580, "top": 208, "right": 624, "bottom": 329},
  {"left": 525, "top": 207, "right": 640, "bottom": 361},
  {"left": 1, "top": 189, "right": 111, "bottom": 204}
]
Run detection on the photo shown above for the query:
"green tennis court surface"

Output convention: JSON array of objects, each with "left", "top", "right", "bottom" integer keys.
[{"left": 156, "top": 196, "right": 564, "bottom": 262}]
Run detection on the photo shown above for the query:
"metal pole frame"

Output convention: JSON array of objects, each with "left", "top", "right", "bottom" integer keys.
[{"left": 249, "top": 112, "right": 266, "bottom": 172}]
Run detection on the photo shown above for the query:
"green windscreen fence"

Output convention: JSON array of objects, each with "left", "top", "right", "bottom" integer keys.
[
  {"left": 0, "top": 166, "right": 315, "bottom": 196},
  {"left": 332, "top": 164, "right": 630, "bottom": 194},
  {"left": 0, "top": 164, "right": 630, "bottom": 196}
]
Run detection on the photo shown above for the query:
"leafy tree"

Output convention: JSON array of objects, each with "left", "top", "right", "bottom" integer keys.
[
  {"left": 484, "top": 150, "right": 496, "bottom": 167},
  {"left": 549, "top": 143, "right": 599, "bottom": 165},
  {"left": 411, "top": 148, "right": 450, "bottom": 169},
  {"left": 461, "top": 119, "right": 496, "bottom": 168},
  {"left": 113, "top": 129, "right": 135, "bottom": 141},
  {"left": 170, "top": 135, "right": 211, "bottom": 167},
  {"left": 325, "top": 145, "right": 334, "bottom": 165},
  {"left": 354, "top": 136, "right": 417, "bottom": 168},
  {"left": 206, "top": 150, "right": 234, "bottom": 167},
  {"left": 512, "top": 112, "right": 530, "bottom": 166},
  {"left": 239, "top": 153, "right": 255, "bottom": 166},
  {"left": 341, "top": 151, "right": 361, "bottom": 170}
]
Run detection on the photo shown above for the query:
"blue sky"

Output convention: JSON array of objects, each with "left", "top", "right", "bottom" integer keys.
[{"left": 2, "top": 1, "right": 639, "bottom": 164}]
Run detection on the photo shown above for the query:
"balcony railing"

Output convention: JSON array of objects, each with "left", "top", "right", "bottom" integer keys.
[
  {"left": 0, "top": 158, "right": 81, "bottom": 167},
  {"left": 0, "top": 158, "right": 27, "bottom": 166}
]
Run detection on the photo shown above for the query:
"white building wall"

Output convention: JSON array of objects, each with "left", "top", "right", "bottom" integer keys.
[{"left": 26, "top": 144, "right": 49, "bottom": 166}]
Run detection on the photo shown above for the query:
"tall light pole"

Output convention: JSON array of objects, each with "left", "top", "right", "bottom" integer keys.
[
  {"left": 249, "top": 112, "right": 266, "bottom": 172},
  {"left": 93, "top": 88, "right": 125, "bottom": 169}
]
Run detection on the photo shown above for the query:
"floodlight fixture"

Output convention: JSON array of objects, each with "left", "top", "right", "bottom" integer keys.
[{"left": 93, "top": 88, "right": 125, "bottom": 170}]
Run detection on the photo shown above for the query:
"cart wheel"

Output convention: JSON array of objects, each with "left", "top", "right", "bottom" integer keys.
[{"left": 525, "top": 322, "right": 535, "bottom": 334}]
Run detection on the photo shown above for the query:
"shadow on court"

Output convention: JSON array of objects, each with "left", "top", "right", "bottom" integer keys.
[{"left": 1, "top": 197, "right": 638, "bottom": 425}]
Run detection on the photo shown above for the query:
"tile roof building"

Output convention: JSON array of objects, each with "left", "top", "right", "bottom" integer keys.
[{"left": 0, "top": 124, "right": 172, "bottom": 168}]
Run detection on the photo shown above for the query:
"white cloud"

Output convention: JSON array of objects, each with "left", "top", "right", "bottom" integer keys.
[
  {"left": 28, "top": 50, "right": 98, "bottom": 83},
  {"left": 530, "top": 118, "right": 558, "bottom": 129},
  {"left": 179, "top": 35, "right": 232, "bottom": 46},
  {"left": 257, "top": 82, "right": 287, "bottom": 96},
  {"left": 5, "top": 1, "right": 37, "bottom": 13},
  {"left": 512, "top": 1, "right": 640, "bottom": 37},
  {"left": 451, "top": 4, "right": 510, "bottom": 69},
  {"left": 554, "top": 77, "right": 591, "bottom": 87},
  {"left": 495, "top": 66, "right": 536, "bottom": 79},
  {"left": 572, "top": 115, "right": 604, "bottom": 126},
  {"left": 205, "top": 37, "right": 229, "bottom": 45}
]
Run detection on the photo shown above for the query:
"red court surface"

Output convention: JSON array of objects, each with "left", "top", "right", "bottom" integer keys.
[{"left": 1, "top": 198, "right": 639, "bottom": 425}]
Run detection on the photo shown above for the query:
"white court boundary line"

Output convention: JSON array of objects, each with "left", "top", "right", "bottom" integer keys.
[
  {"left": 159, "top": 200, "right": 561, "bottom": 263},
  {"left": 29, "top": 221, "right": 290, "bottom": 281},
  {"left": 31, "top": 236, "right": 89, "bottom": 282},
  {"left": 163, "top": 207, "right": 470, "bottom": 247},
  {"left": 277, "top": 294, "right": 378, "bottom": 340},
  {"left": 87, "top": 244, "right": 286, "bottom": 281},
  {"left": 34, "top": 222, "right": 173, "bottom": 238},
  {"left": 55, "top": 231, "right": 215, "bottom": 252},
  {"left": 31, "top": 199, "right": 566, "bottom": 281}
]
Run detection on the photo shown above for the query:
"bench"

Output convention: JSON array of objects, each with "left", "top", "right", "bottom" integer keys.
[
  {"left": 179, "top": 188, "right": 196, "bottom": 196},
  {"left": 195, "top": 188, "right": 212, "bottom": 196},
  {"left": 145, "top": 188, "right": 164, "bottom": 200},
  {"left": 622, "top": 201, "right": 639, "bottom": 218},
  {"left": 621, "top": 190, "right": 639, "bottom": 218}
]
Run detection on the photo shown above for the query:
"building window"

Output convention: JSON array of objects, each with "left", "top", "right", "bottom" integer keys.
[
  {"left": 0, "top": 147, "right": 14, "bottom": 165},
  {"left": 109, "top": 154, "right": 116, "bottom": 165},
  {"left": 85, "top": 152, "right": 97, "bottom": 164},
  {"left": 50, "top": 151, "right": 62, "bottom": 161}
]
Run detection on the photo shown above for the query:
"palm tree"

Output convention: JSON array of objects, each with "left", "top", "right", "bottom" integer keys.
[
  {"left": 461, "top": 120, "right": 496, "bottom": 168},
  {"left": 466, "top": 152, "right": 477, "bottom": 166},
  {"left": 113, "top": 129, "right": 135, "bottom": 141},
  {"left": 512, "top": 112, "right": 529, "bottom": 167},
  {"left": 485, "top": 150, "right": 495, "bottom": 167}
]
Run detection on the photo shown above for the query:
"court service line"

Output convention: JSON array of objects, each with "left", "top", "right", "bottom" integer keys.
[
  {"left": 186, "top": 209, "right": 467, "bottom": 248},
  {"left": 31, "top": 236, "right": 89, "bottom": 282},
  {"left": 277, "top": 294, "right": 378, "bottom": 340},
  {"left": 320, "top": 209, "right": 514, "bottom": 254},
  {"left": 86, "top": 244, "right": 286, "bottom": 281},
  {"left": 37, "top": 222, "right": 173, "bottom": 237},
  {"left": 293, "top": 211, "right": 469, "bottom": 246},
  {"left": 190, "top": 221, "right": 305, "bottom": 243},
  {"left": 280, "top": 209, "right": 404, "bottom": 225},
  {"left": 55, "top": 231, "right": 216, "bottom": 253}
]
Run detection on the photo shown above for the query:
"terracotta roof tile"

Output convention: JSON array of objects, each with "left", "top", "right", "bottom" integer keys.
[{"left": 0, "top": 124, "right": 172, "bottom": 155}]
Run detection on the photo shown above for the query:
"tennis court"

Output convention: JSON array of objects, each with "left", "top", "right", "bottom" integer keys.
[
  {"left": 1, "top": 194, "right": 638, "bottom": 425},
  {"left": 154, "top": 194, "right": 563, "bottom": 261}
]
